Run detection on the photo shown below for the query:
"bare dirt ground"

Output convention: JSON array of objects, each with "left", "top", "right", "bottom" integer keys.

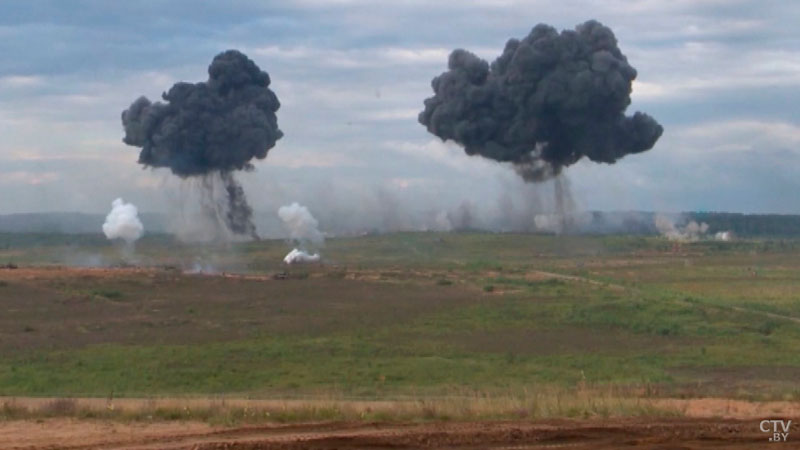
[
  {"left": 2, "top": 398, "right": 799, "bottom": 449},
  {"left": 3, "top": 416, "right": 798, "bottom": 449}
]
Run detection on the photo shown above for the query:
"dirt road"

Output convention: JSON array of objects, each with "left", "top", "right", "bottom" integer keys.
[{"left": 4, "top": 417, "right": 798, "bottom": 449}]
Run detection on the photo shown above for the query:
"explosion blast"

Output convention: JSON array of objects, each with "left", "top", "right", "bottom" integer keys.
[
  {"left": 419, "top": 20, "right": 663, "bottom": 231},
  {"left": 121, "top": 50, "right": 282, "bottom": 240}
]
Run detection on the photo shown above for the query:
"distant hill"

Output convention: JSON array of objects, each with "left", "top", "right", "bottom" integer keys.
[
  {"left": 2, "top": 211, "right": 800, "bottom": 237},
  {"left": 0, "top": 212, "right": 168, "bottom": 234},
  {"left": 580, "top": 211, "right": 800, "bottom": 237},
  {"left": 688, "top": 212, "right": 800, "bottom": 237}
]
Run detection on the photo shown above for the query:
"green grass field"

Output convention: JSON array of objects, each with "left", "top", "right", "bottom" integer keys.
[{"left": 0, "top": 232, "right": 798, "bottom": 404}]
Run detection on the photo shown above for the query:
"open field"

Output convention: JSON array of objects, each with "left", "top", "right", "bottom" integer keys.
[{"left": 0, "top": 232, "right": 798, "bottom": 447}]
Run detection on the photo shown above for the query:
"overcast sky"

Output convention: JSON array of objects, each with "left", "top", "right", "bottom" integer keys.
[{"left": 1, "top": 0, "right": 799, "bottom": 221}]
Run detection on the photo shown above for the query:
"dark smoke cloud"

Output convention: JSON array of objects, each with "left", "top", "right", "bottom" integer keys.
[
  {"left": 221, "top": 172, "right": 257, "bottom": 237},
  {"left": 419, "top": 20, "right": 663, "bottom": 181},
  {"left": 121, "top": 50, "right": 282, "bottom": 239}
]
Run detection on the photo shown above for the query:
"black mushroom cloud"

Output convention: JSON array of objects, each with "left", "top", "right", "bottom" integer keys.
[
  {"left": 121, "top": 50, "right": 282, "bottom": 239},
  {"left": 419, "top": 20, "right": 663, "bottom": 182}
]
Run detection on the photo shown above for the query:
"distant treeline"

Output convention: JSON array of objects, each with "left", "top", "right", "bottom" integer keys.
[
  {"left": 1, "top": 211, "right": 800, "bottom": 238},
  {"left": 0, "top": 232, "right": 179, "bottom": 249},
  {"left": 688, "top": 212, "right": 800, "bottom": 237},
  {"left": 0, "top": 212, "right": 168, "bottom": 234}
]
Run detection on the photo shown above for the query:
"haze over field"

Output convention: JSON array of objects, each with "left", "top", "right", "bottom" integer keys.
[{"left": 0, "top": 1, "right": 799, "bottom": 235}]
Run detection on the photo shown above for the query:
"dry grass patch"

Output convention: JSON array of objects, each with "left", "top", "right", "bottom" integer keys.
[{"left": 0, "top": 388, "right": 683, "bottom": 425}]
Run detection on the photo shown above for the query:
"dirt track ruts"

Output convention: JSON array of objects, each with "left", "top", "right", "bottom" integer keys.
[{"left": 6, "top": 418, "right": 799, "bottom": 450}]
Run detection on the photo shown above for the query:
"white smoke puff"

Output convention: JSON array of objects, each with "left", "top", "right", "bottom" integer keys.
[
  {"left": 534, "top": 213, "right": 562, "bottom": 233},
  {"left": 283, "top": 248, "right": 320, "bottom": 264},
  {"left": 102, "top": 198, "right": 144, "bottom": 244},
  {"left": 684, "top": 220, "right": 709, "bottom": 237},
  {"left": 715, "top": 231, "right": 733, "bottom": 241},
  {"left": 655, "top": 214, "right": 709, "bottom": 241},
  {"left": 433, "top": 210, "right": 453, "bottom": 231},
  {"left": 654, "top": 214, "right": 680, "bottom": 239},
  {"left": 278, "top": 202, "right": 324, "bottom": 245},
  {"left": 681, "top": 220, "right": 708, "bottom": 241},
  {"left": 186, "top": 261, "right": 218, "bottom": 274}
]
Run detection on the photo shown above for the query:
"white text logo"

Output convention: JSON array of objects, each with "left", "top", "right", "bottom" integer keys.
[{"left": 761, "top": 419, "right": 791, "bottom": 443}]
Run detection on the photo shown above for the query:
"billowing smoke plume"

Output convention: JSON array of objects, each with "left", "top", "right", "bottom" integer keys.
[
  {"left": 655, "top": 214, "right": 709, "bottom": 241},
  {"left": 278, "top": 202, "right": 324, "bottom": 264},
  {"left": 419, "top": 20, "right": 663, "bottom": 182},
  {"left": 121, "top": 50, "right": 282, "bottom": 240},
  {"left": 102, "top": 198, "right": 144, "bottom": 244},
  {"left": 278, "top": 202, "right": 325, "bottom": 245},
  {"left": 283, "top": 249, "right": 321, "bottom": 265}
]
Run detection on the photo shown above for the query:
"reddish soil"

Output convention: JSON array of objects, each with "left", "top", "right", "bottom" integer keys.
[{"left": 3, "top": 417, "right": 798, "bottom": 449}]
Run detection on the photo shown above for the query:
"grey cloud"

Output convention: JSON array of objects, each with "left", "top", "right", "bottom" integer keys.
[{"left": 0, "top": 0, "right": 799, "bottom": 218}]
